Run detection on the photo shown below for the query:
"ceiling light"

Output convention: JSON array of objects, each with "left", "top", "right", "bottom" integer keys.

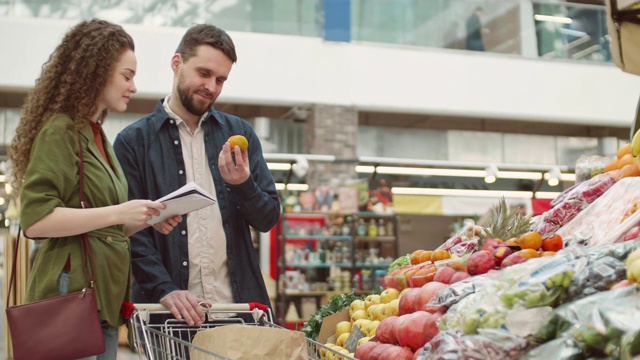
[
  {"left": 534, "top": 14, "right": 572, "bottom": 24},
  {"left": 267, "top": 162, "right": 292, "bottom": 171},
  {"left": 484, "top": 165, "right": 498, "bottom": 184},
  {"left": 496, "top": 171, "right": 543, "bottom": 180},
  {"left": 376, "top": 166, "right": 486, "bottom": 177},
  {"left": 275, "top": 183, "right": 309, "bottom": 191},
  {"left": 535, "top": 191, "right": 562, "bottom": 200},
  {"left": 559, "top": 173, "right": 576, "bottom": 182}
]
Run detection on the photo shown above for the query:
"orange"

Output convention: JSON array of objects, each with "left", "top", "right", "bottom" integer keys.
[
  {"left": 228, "top": 135, "right": 249, "bottom": 151},
  {"left": 419, "top": 251, "right": 434, "bottom": 264},
  {"left": 542, "top": 234, "right": 563, "bottom": 252},
  {"left": 430, "top": 249, "right": 451, "bottom": 262},
  {"left": 621, "top": 164, "right": 640, "bottom": 178},
  {"left": 541, "top": 251, "right": 557, "bottom": 257},
  {"left": 518, "top": 231, "right": 543, "bottom": 250},
  {"left": 618, "top": 154, "right": 635, "bottom": 169},
  {"left": 410, "top": 250, "right": 423, "bottom": 265},
  {"left": 618, "top": 143, "right": 632, "bottom": 159},
  {"left": 604, "top": 158, "right": 619, "bottom": 172}
]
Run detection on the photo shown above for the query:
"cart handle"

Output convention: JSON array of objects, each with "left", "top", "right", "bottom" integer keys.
[{"left": 133, "top": 302, "right": 270, "bottom": 312}]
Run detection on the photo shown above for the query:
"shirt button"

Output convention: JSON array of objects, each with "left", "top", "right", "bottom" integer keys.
[
  {"left": 179, "top": 170, "right": 184, "bottom": 175},
  {"left": 182, "top": 261, "right": 188, "bottom": 267},
  {"left": 169, "top": 119, "right": 174, "bottom": 124},
  {"left": 181, "top": 230, "right": 186, "bottom": 235},
  {"left": 174, "top": 140, "right": 179, "bottom": 145}
]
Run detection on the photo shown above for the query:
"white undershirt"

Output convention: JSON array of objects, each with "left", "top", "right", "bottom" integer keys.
[{"left": 163, "top": 96, "right": 233, "bottom": 304}]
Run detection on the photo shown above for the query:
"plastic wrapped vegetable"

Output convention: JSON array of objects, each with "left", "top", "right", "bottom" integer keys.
[
  {"left": 569, "top": 290, "right": 640, "bottom": 358},
  {"left": 500, "top": 257, "right": 575, "bottom": 309},
  {"left": 562, "top": 255, "right": 627, "bottom": 303},
  {"left": 533, "top": 285, "right": 639, "bottom": 344},
  {"left": 521, "top": 338, "right": 583, "bottom": 360},
  {"left": 418, "top": 329, "right": 531, "bottom": 360}
]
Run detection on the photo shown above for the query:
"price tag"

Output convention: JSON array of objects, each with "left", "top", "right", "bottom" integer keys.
[{"left": 344, "top": 326, "right": 365, "bottom": 353}]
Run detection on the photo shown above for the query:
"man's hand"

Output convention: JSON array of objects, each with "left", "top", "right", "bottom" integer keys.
[
  {"left": 152, "top": 215, "right": 182, "bottom": 235},
  {"left": 160, "top": 290, "right": 210, "bottom": 326},
  {"left": 218, "top": 142, "right": 250, "bottom": 185}
]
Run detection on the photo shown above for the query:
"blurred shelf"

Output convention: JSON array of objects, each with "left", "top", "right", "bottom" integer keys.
[
  {"left": 354, "top": 236, "right": 396, "bottom": 242},
  {"left": 286, "top": 263, "right": 353, "bottom": 268},
  {"left": 279, "top": 235, "right": 352, "bottom": 241}
]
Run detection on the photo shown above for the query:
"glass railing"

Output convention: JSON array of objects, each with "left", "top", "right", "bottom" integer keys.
[
  {"left": 0, "top": 0, "right": 611, "bottom": 64},
  {"left": 0, "top": 0, "right": 323, "bottom": 37},
  {"left": 351, "top": 0, "right": 611, "bottom": 63}
]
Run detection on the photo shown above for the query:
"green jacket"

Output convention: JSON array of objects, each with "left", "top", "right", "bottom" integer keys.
[{"left": 20, "top": 114, "right": 131, "bottom": 328}]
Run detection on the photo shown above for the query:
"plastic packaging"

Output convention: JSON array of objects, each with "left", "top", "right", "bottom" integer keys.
[
  {"left": 575, "top": 154, "right": 612, "bottom": 184},
  {"left": 556, "top": 177, "right": 640, "bottom": 247},
  {"left": 419, "top": 329, "right": 531, "bottom": 360},
  {"left": 532, "top": 172, "right": 619, "bottom": 238}
]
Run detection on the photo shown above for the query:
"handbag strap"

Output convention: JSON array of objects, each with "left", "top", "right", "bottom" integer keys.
[{"left": 6, "top": 137, "right": 97, "bottom": 307}]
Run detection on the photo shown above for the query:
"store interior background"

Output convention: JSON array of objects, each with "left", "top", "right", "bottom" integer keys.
[{"left": 1, "top": 0, "right": 640, "bottom": 348}]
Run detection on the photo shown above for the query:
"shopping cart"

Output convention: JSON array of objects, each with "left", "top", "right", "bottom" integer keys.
[{"left": 130, "top": 303, "right": 356, "bottom": 360}]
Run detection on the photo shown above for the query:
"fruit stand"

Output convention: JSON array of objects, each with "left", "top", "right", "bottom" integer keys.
[{"left": 302, "top": 143, "right": 640, "bottom": 359}]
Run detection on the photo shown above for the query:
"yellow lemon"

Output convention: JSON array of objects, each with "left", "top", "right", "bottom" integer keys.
[{"left": 228, "top": 135, "right": 248, "bottom": 151}]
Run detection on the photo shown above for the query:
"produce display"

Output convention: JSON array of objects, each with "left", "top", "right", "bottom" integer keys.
[{"left": 302, "top": 141, "right": 640, "bottom": 360}]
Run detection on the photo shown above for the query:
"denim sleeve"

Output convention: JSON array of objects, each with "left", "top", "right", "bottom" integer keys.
[
  {"left": 225, "top": 126, "right": 281, "bottom": 232},
  {"left": 113, "top": 132, "right": 179, "bottom": 302}
]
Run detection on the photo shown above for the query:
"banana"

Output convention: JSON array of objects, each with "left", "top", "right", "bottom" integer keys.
[{"left": 632, "top": 129, "right": 640, "bottom": 156}]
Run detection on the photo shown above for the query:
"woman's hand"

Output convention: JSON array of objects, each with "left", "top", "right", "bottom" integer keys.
[
  {"left": 118, "top": 200, "right": 165, "bottom": 228},
  {"left": 153, "top": 215, "right": 183, "bottom": 235}
]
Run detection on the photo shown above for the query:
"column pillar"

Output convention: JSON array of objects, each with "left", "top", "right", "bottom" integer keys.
[{"left": 305, "top": 104, "right": 358, "bottom": 189}]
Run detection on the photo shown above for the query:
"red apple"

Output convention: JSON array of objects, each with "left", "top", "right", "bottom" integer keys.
[
  {"left": 482, "top": 237, "right": 504, "bottom": 253},
  {"left": 397, "top": 311, "right": 433, "bottom": 351},
  {"left": 416, "top": 281, "right": 448, "bottom": 311},
  {"left": 376, "top": 316, "right": 400, "bottom": 344},
  {"left": 368, "top": 343, "right": 394, "bottom": 360},
  {"left": 433, "top": 266, "right": 457, "bottom": 284},
  {"left": 501, "top": 253, "right": 528, "bottom": 268},
  {"left": 354, "top": 341, "right": 379, "bottom": 359},
  {"left": 423, "top": 311, "right": 444, "bottom": 344},
  {"left": 492, "top": 246, "right": 513, "bottom": 267},
  {"left": 381, "top": 344, "right": 414, "bottom": 360},
  {"left": 466, "top": 250, "right": 496, "bottom": 275},
  {"left": 449, "top": 271, "right": 471, "bottom": 284},
  {"left": 399, "top": 288, "right": 421, "bottom": 315}
]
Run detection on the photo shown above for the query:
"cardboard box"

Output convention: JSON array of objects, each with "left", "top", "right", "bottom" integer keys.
[{"left": 317, "top": 310, "right": 349, "bottom": 344}]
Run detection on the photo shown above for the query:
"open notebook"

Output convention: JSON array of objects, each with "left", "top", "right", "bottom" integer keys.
[{"left": 147, "top": 182, "right": 216, "bottom": 225}]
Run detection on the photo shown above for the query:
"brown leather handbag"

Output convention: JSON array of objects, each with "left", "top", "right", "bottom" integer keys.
[{"left": 5, "top": 139, "right": 105, "bottom": 360}]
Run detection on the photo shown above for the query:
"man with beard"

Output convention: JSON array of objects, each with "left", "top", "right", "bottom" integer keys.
[{"left": 113, "top": 24, "right": 280, "bottom": 327}]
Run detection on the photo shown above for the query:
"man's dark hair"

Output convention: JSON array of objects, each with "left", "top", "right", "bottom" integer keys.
[{"left": 175, "top": 24, "right": 237, "bottom": 63}]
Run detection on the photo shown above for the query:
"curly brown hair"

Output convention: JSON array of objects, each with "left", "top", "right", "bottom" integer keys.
[{"left": 9, "top": 19, "right": 134, "bottom": 192}]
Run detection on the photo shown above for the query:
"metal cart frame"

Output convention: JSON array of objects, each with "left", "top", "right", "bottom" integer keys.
[{"left": 129, "top": 303, "right": 356, "bottom": 360}]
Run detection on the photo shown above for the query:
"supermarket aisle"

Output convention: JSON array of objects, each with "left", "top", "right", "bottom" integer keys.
[{"left": 118, "top": 345, "right": 139, "bottom": 359}]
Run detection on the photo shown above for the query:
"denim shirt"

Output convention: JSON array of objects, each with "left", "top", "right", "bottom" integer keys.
[{"left": 113, "top": 100, "right": 280, "bottom": 307}]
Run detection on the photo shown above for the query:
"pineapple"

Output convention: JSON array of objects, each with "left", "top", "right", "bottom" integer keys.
[{"left": 484, "top": 198, "right": 532, "bottom": 241}]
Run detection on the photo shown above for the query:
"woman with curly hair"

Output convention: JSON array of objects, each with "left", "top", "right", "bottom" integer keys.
[{"left": 9, "top": 19, "right": 180, "bottom": 359}]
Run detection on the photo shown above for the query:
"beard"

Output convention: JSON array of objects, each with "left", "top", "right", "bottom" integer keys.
[{"left": 176, "top": 73, "right": 215, "bottom": 117}]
